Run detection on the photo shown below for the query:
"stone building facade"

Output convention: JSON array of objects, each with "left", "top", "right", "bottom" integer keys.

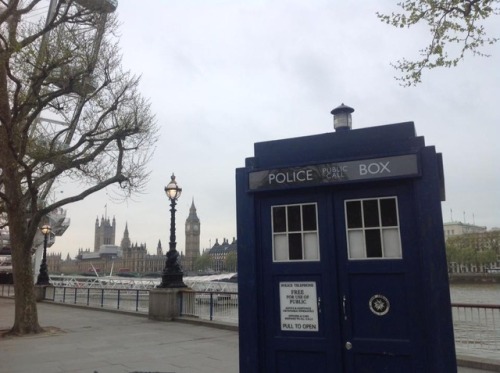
[
  {"left": 52, "top": 206, "right": 199, "bottom": 275},
  {"left": 94, "top": 216, "right": 116, "bottom": 251},
  {"left": 184, "top": 200, "right": 201, "bottom": 272},
  {"left": 206, "top": 237, "right": 237, "bottom": 272}
]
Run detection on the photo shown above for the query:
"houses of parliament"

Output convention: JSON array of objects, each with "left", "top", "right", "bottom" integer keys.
[{"left": 46, "top": 200, "right": 230, "bottom": 276}]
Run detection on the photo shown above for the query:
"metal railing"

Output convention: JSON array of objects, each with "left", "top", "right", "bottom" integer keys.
[
  {"left": 0, "top": 284, "right": 15, "bottom": 297},
  {"left": 0, "top": 284, "right": 498, "bottom": 360},
  {"left": 179, "top": 290, "right": 238, "bottom": 324},
  {"left": 44, "top": 286, "right": 149, "bottom": 313},
  {"left": 452, "top": 303, "right": 500, "bottom": 358}
]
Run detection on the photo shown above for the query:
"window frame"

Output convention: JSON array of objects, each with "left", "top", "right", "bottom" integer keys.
[
  {"left": 344, "top": 196, "right": 403, "bottom": 260},
  {"left": 271, "top": 202, "right": 320, "bottom": 262}
]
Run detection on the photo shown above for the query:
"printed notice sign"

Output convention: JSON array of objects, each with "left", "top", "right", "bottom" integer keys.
[{"left": 280, "top": 281, "right": 319, "bottom": 332}]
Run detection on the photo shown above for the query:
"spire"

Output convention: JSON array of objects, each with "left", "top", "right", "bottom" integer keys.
[
  {"left": 186, "top": 198, "right": 200, "bottom": 223},
  {"left": 190, "top": 198, "right": 197, "bottom": 214},
  {"left": 120, "top": 222, "right": 131, "bottom": 250},
  {"left": 157, "top": 239, "right": 163, "bottom": 256}
]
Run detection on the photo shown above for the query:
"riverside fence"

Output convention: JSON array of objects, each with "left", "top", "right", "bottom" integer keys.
[{"left": 1, "top": 284, "right": 498, "bottom": 360}]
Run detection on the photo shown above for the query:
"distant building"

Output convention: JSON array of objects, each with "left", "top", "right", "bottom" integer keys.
[
  {"left": 52, "top": 203, "right": 235, "bottom": 276},
  {"left": 207, "top": 238, "right": 237, "bottom": 272},
  {"left": 443, "top": 221, "right": 487, "bottom": 240},
  {"left": 120, "top": 223, "right": 131, "bottom": 250},
  {"left": 184, "top": 200, "right": 201, "bottom": 272},
  {"left": 47, "top": 252, "right": 62, "bottom": 273},
  {"left": 94, "top": 215, "right": 116, "bottom": 251},
  {"left": 117, "top": 224, "right": 159, "bottom": 274}
]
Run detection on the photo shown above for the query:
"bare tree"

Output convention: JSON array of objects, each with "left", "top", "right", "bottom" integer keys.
[
  {"left": 377, "top": 0, "right": 499, "bottom": 86},
  {"left": 0, "top": 0, "right": 158, "bottom": 335}
]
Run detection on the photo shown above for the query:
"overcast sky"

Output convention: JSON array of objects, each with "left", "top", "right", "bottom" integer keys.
[{"left": 50, "top": 1, "right": 500, "bottom": 258}]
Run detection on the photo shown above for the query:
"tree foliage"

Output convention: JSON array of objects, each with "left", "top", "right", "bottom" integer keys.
[
  {"left": 224, "top": 251, "right": 237, "bottom": 272},
  {"left": 446, "top": 231, "right": 500, "bottom": 266},
  {"left": 377, "top": 0, "right": 500, "bottom": 86},
  {"left": 0, "top": 1, "right": 158, "bottom": 335},
  {"left": 194, "top": 251, "right": 213, "bottom": 272}
]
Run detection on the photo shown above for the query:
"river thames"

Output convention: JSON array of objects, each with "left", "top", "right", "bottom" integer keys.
[
  {"left": 450, "top": 283, "right": 500, "bottom": 304},
  {"left": 449, "top": 283, "right": 500, "bottom": 360}
]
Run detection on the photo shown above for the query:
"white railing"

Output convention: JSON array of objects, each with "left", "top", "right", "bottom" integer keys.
[
  {"left": 47, "top": 273, "right": 237, "bottom": 292},
  {"left": 48, "top": 275, "right": 160, "bottom": 289}
]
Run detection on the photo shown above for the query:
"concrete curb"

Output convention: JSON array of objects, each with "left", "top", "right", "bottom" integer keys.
[
  {"left": 176, "top": 315, "right": 239, "bottom": 332},
  {"left": 41, "top": 299, "right": 239, "bottom": 331},
  {"left": 457, "top": 355, "right": 500, "bottom": 372}
]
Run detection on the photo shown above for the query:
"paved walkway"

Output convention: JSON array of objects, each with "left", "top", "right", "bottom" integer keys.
[{"left": 0, "top": 298, "right": 497, "bottom": 373}]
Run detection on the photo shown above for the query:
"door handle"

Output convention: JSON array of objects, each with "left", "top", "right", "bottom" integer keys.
[
  {"left": 342, "top": 295, "right": 348, "bottom": 320},
  {"left": 345, "top": 341, "right": 353, "bottom": 350}
]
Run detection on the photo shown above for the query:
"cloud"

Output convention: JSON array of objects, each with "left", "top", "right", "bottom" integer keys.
[{"left": 50, "top": 1, "right": 500, "bottom": 258}]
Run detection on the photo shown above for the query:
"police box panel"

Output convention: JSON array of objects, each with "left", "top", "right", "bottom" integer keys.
[
  {"left": 332, "top": 182, "right": 426, "bottom": 373},
  {"left": 257, "top": 192, "right": 343, "bottom": 373}
]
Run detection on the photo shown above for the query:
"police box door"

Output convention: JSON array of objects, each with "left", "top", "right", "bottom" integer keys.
[
  {"left": 333, "top": 183, "right": 427, "bottom": 372},
  {"left": 259, "top": 183, "right": 427, "bottom": 372},
  {"left": 259, "top": 192, "right": 344, "bottom": 372}
]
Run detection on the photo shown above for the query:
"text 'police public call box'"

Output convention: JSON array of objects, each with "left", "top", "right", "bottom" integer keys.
[{"left": 236, "top": 108, "right": 456, "bottom": 373}]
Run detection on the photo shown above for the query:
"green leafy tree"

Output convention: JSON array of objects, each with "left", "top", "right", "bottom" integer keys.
[
  {"left": 224, "top": 251, "right": 237, "bottom": 272},
  {"left": 0, "top": 1, "right": 157, "bottom": 335},
  {"left": 194, "top": 251, "right": 213, "bottom": 272},
  {"left": 477, "top": 249, "right": 497, "bottom": 265},
  {"left": 446, "top": 231, "right": 500, "bottom": 269},
  {"left": 377, "top": 0, "right": 500, "bottom": 86}
]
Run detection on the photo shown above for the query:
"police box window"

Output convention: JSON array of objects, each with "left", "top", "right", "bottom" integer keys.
[
  {"left": 345, "top": 197, "right": 402, "bottom": 259},
  {"left": 272, "top": 203, "right": 319, "bottom": 262}
]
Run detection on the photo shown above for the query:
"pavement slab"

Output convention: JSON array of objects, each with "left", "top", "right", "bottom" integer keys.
[
  {"left": 1, "top": 297, "right": 499, "bottom": 373},
  {"left": 1, "top": 298, "right": 239, "bottom": 373}
]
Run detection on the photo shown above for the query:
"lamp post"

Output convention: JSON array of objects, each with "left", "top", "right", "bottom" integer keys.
[
  {"left": 158, "top": 174, "right": 187, "bottom": 288},
  {"left": 36, "top": 224, "right": 51, "bottom": 286}
]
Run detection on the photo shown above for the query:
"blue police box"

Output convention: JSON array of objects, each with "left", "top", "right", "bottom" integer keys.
[{"left": 235, "top": 105, "right": 456, "bottom": 372}]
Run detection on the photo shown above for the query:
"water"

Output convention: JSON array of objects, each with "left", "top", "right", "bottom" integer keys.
[
  {"left": 449, "top": 283, "right": 500, "bottom": 360},
  {"left": 450, "top": 283, "right": 500, "bottom": 304}
]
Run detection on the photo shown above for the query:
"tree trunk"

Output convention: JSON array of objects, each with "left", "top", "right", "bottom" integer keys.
[
  {"left": 5, "top": 185, "right": 44, "bottom": 335},
  {"left": 0, "top": 61, "right": 43, "bottom": 333},
  {"left": 2, "top": 175, "right": 44, "bottom": 334},
  {"left": 9, "top": 240, "right": 44, "bottom": 335}
]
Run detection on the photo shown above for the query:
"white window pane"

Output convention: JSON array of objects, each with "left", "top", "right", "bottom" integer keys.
[
  {"left": 348, "top": 230, "right": 365, "bottom": 259},
  {"left": 383, "top": 228, "right": 402, "bottom": 258},
  {"left": 304, "top": 232, "right": 319, "bottom": 260},
  {"left": 274, "top": 234, "right": 288, "bottom": 261}
]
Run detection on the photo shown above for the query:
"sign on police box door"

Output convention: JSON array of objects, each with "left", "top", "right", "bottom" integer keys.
[{"left": 279, "top": 282, "right": 319, "bottom": 331}]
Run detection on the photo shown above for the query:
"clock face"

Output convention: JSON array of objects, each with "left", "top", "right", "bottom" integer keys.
[
  {"left": 193, "top": 225, "right": 199, "bottom": 231},
  {"left": 186, "top": 224, "right": 191, "bottom": 231}
]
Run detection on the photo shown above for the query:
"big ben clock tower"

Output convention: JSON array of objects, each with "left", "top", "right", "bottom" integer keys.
[{"left": 184, "top": 199, "right": 200, "bottom": 272}]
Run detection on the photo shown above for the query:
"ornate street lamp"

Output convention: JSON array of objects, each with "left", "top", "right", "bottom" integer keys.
[
  {"left": 158, "top": 174, "right": 187, "bottom": 288},
  {"left": 36, "top": 224, "right": 51, "bottom": 285}
]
